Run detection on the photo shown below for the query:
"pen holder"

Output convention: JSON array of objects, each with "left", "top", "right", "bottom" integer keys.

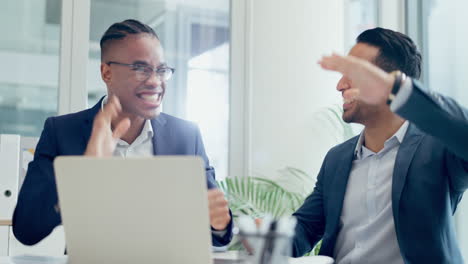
[{"left": 238, "top": 230, "right": 293, "bottom": 264}]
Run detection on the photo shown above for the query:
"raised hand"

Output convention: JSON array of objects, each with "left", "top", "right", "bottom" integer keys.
[
  {"left": 208, "top": 189, "right": 231, "bottom": 231},
  {"left": 84, "top": 96, "right": 131, "bottom": 157},
  {"left": 319, "top": 54, "right": 395, "bottom": 105}
]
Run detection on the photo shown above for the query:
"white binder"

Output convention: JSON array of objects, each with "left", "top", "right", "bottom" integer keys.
[
  {"left": 18, "top": 137, "right": 38, "bottom": 190},
  {"left": 0, "top": 134, "right": 20, "bottom": 220}
]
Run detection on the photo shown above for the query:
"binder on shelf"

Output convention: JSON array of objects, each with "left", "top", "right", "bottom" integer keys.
[
  {"left": 19, "top": 137, "right": 38, "bottom": 190},
  {"left": 0, "top": 134, "right": 20, "bottom": 221}
]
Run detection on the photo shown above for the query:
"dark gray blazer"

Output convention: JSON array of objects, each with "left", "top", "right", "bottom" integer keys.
[{"left": 292, "top": 80, "right": 468, "bottom": 263}]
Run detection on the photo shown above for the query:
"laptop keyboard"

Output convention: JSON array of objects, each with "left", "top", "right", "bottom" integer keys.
[{"left": 213, "top": 259, "right": 244, "bottom": 264}]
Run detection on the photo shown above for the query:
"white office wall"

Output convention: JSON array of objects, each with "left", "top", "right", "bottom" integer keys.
[
  {"left": 379, "top": 0, "right": 405, "bottom": 32},
  {"left": 239, "top": 0, "right": 345, "bottom": 181}
]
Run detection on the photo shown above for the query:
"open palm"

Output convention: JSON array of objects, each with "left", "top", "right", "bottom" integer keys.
[{"left": 84, "top": 96, "right": 131, "bottom": 157}]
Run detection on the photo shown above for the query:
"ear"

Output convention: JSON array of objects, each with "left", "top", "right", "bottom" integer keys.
[{"left": 101, "top": 62, "right": 112, "bottom": 84}]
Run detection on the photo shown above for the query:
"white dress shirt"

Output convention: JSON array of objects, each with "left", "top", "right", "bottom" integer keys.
[{"left": 113, "top": 119, "right": 154, "bottom": 157}]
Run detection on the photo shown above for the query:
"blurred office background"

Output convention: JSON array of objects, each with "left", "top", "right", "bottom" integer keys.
[{"left": 0, "top": 0, "right": 467, "bottom": 258}]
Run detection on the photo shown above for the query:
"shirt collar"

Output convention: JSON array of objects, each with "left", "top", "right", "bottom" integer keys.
[
  {"left": 138, "top": 118, "right": 154, "bottom": 141},
  {"left": 101, "top": 95, "right": 108, "bottom": 110},
  {"left": 393, "top": 121, "right": 409, "bottom": 144},
  {"left": 354, "top": 121, "right": 409, "bottom": 159}
]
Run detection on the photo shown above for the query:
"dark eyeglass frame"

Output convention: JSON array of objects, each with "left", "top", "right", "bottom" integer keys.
[{"left": 106, "top": 61, "right": 175, "bottom": 81}]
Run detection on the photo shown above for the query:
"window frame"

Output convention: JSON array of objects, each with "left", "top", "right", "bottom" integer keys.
[{"left": 58, "top": 0, "right": 90, "bottom": 115}]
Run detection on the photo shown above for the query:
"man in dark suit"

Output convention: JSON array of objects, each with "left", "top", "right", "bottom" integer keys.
[
  {"left": 293, "top": 28, "right": 468, "bottom": 263},
  {"left": 13, "top": 19, "right": 232, "bottom": 247}
]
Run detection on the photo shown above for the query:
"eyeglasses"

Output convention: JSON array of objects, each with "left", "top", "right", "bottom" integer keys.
[{"left": 107, "top": 61, "right": 175, "bottom": 82}]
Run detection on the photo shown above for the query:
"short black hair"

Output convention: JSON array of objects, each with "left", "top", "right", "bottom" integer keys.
[
  {"left": 357, "top": 27, "right": 422, "bottom": 79},
  {"left": 100, "top": 19, "right": 159, "bottom": 61}
]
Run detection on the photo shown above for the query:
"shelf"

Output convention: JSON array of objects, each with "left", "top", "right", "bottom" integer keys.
[{"left": 0, "top": 220, "right": 12, "bottom": 226}]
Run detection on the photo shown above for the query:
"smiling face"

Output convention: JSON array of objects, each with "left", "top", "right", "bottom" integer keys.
[
  {"left": 337, "top": 43, "right": 386, "bottom": 124},
  {"left": 100, "top": 33, "right": 166, "bottom": 121}
]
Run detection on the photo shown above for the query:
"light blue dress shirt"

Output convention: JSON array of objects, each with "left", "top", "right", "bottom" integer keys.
[{"left": 332, "top": 120, "right": 409, "bottom": 264}]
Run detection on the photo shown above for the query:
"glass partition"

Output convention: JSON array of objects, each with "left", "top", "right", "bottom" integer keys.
[
  {"left": 0, "top": 0, "right": 61, "bottom": 136},
  {"left": 87, "top": 0, "right": 230, "bottom": 179}
]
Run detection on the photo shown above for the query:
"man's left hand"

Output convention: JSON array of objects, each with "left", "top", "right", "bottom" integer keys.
[{"left": 208, "top": 189, "right": 231, "bottom": 231}]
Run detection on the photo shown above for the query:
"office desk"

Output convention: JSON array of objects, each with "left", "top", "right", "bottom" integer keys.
[
  {"left": 0, "top": 255, "right": 67, "bottom": 264},
  {"left": 0, "top": 253, "right": 334, "bottom": 263}
]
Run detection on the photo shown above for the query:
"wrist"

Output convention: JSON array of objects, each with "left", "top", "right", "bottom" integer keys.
[
  {"left": 386, "top": 70, "right": 406, "bottom": 105},
  {"left": 84, "top": 141, "right": 99, "bottom": 156}
]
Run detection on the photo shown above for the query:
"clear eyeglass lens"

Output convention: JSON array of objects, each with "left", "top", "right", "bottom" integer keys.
[{"left": 134, "top": 67, "right": 172, "bottom": 81}]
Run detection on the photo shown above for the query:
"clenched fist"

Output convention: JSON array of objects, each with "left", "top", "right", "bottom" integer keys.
[{"left": 208, "top": 189, "right": 231, "bottom": 230}]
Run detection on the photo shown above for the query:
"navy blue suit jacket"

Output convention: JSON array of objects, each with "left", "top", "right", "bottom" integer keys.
[
  {"left": 13, "top": 98, "right": 233, "bottom": 247},
  {"left": 292, "top": 81, "right": 468, "bottom": 263}
]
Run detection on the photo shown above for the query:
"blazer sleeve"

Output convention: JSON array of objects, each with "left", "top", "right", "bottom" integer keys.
[
  {"left": 395, "top": 80, "right": 468, "bottom": 191},
  {"left": 193, "top": 125, "right": 233, "bottom": 246},
  {"left": 193, "top": 125, "right": 217, "bottom": 189},
  {"left": 12, "top": 117, "right": 62, "bottom": 245},
  {"left": 291, "top": 161, "right": 326, "bottom": 257}
]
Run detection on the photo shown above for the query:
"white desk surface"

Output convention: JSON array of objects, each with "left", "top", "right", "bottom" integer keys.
[
  {"left": 0, "top": 255, "right": 67, "bottom": 264},
  {"left": 0, "top": 252, "right": 334, "bottom": 264}
]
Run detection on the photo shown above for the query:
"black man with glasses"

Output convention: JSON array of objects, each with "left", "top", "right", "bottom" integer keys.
[{"left": 12, "top": 19, "right": 233, "bottom": 247}]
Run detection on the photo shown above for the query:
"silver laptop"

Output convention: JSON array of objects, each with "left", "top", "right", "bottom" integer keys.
[{"left": 54, "top": 156, "right": 214, "bottom": 264}]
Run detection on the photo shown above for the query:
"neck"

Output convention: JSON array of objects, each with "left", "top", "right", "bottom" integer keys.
[
  {"left": 362, "top": 111, "right": 405, "bottom": 153},
  {"left": 113, "top": 115, "right": 146, "bottom": 144}
]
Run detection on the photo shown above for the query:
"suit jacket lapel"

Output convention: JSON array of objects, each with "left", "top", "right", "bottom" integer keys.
[
  {"left": 328, "top": 138, "right": 358, "bottom": 236},
  {"left": 392, "top": 123, "right": 424, "bottom": 226},
  {"left": 82, "top": 97, "right": 104, "bottom": 148},
  {"left": 151, "top": 113, "right": 168, "bottom": 155}
]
